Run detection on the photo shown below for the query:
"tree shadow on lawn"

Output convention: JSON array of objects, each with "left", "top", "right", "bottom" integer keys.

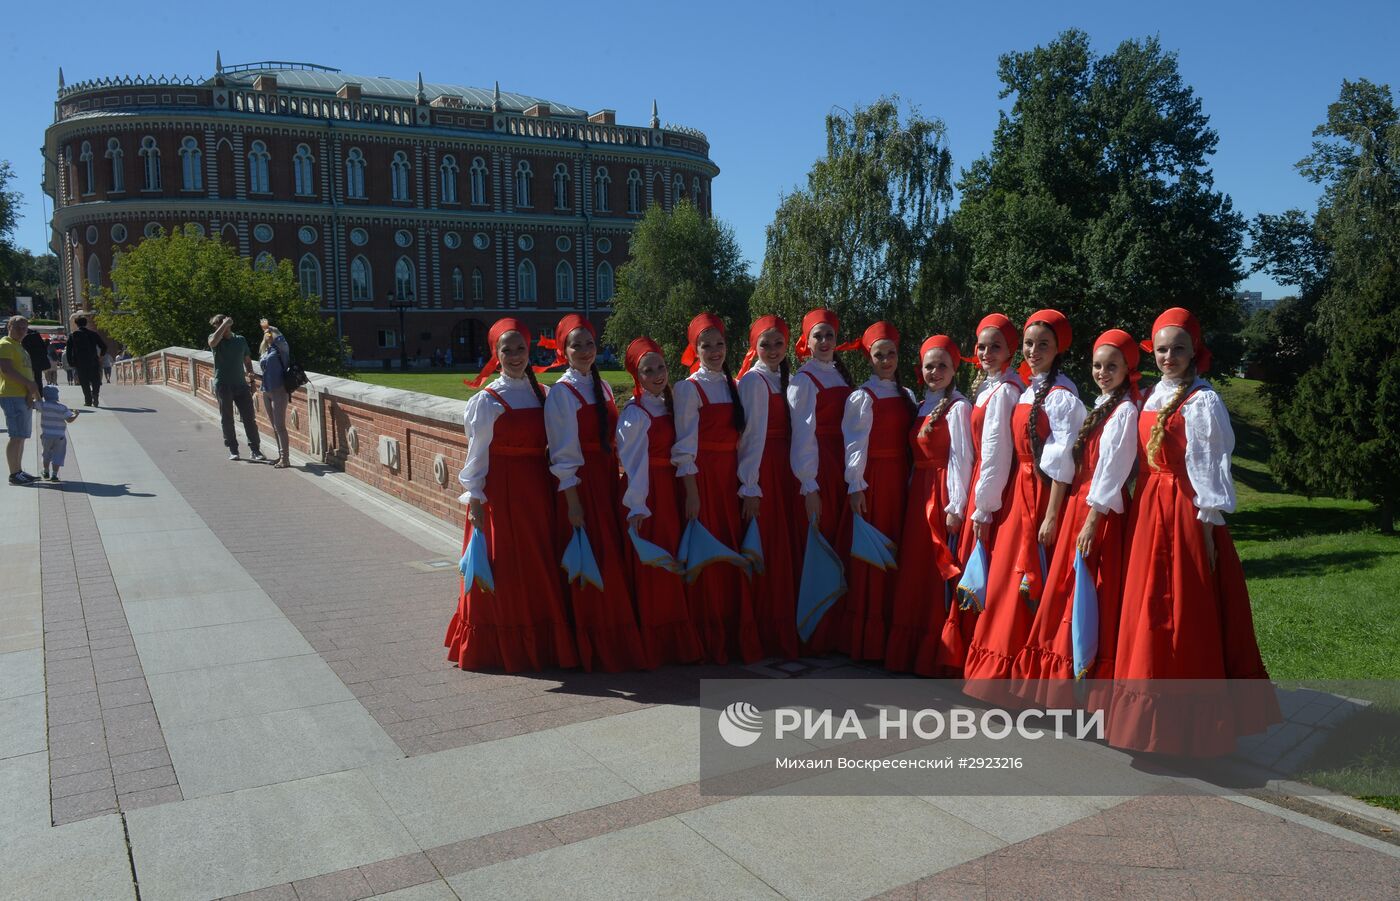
[
  {"left": 1231, "top": 504, "right": 1378, "bottom": 543},
  {"left": 1243, "top": 547, "right": 1399, "bottom": 581}
]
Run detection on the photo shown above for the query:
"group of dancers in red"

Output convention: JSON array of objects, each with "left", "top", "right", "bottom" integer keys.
[{"left": 444, "top": 305, "right": 1280, "bottom": 756}]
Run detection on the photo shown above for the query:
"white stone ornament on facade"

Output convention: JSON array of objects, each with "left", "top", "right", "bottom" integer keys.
[
  {"left": 378, "top": 435, "right": 399, "bottom": 470},
  {"left": 346, "top": 425, "right": 358, "bottom": 455},
  {"left": 433, "top": 453, "right": 448, "bottom": 486}
]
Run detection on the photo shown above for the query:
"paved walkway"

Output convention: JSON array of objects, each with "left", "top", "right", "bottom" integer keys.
[{"left": 1, "top": 383, "right": 1398, "bottom": 901}]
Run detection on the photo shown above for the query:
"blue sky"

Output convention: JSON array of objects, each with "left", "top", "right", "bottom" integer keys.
[{"left": 5, "top": 0, "right": 1397, "bottom": 297}]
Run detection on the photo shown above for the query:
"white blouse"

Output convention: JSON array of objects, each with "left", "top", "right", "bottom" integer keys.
[
  {"left": 788, "top": 359, "right": 849, "bottom": 495},
  {"left": 736, "top": 362, "right": 785, "bottom": 498},
  {"left": 615, "top": 391, "right": 669, "bottom": 519},
  {"left": 457, "top": 373, "right": 544, "bottom": 504},
  {"left": 843, "top": 376, "right": 917, "bottom": 493},
  {"left": 969, "top": 368, "right": 1027, "bottom": 524},
  {"left": 543, "top": 366, "right": 615, "bottom": 492},
  {"left": 1084, "top": 394, "right": 1140, "bottom": 515},
  {"left": 917, "top": 389, "right": 974, "bottom": 518},
  {"left": 671, "top": 367, "right": 735, "bottom": 478},
  {"left": 1014, "top": 372, "right": 1086, "bottom": 485},
  {"left": 1143, "top": 377, "right": 1236, "bottom": 524}
]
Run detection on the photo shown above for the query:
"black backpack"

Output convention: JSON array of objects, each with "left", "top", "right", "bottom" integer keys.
[{"left": 282, "top": 356, "right": 309, "bottom": 394}]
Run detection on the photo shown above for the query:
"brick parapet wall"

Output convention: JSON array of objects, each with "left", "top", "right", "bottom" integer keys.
[{"left": 115, "top": 348, "right": 468, "bottom": 530}]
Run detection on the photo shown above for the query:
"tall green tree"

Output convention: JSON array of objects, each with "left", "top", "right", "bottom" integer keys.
[
  {"left": 956, "top": 30, "right": 1244, "bottom": 375},
  {"left": 753, "top": 97, "right": 959, "bottom": 368},
  {"left": 602, "top": 200, "right": 753, "bottom": 381},
  {"left": 93, "top": 225, "right": 346, "bottom": 374},
  {"left": 0, "top": 161, "right": 23, "bottom": 310},
  {"left": 1264, "top": 79, "right": 1400, "bottom": 530}
]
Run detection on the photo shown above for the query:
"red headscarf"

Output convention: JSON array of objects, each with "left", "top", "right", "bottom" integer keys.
[
  {"left": 795, "top": 308, "right": 862, "bottom": 359},
  {"left": 625, "top": 336, "right": 664, "bottom": 399},
  {"left": 918, "top": 334, "right": 968, "bottom": 366},
  {"left": 860, "top": 321, "right": 900, "bottom": 357},
  {"left": 1019, "top": 308, "right": 1072, "bottom": 382},
  {"left": 973, "top": 313, "right": 1018, "bottom": 371},
  {"left": 467, "top": 317, "right": 532, "bottom": 388},
  {"left": 1093, "top": 328, "right": 1142, "bottom": 403},
  {"left": 1142, "top": 307, "right": 1212, "bottom": 374},
  {"left": 738, "top": 315, "right": 789, "bottom": 376},
  {"left": 681, "top": 312, "right": 725, "bottom": 373},
  {"left": 538, "top": 313, "right": 596, "bottom": 371}
]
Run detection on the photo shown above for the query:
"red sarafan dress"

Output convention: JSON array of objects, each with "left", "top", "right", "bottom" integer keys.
[
  {"left": 882, "top": 392, "right": 972, "bottom": 675},
  {"left": 738, "top": 364, "right": 803, "bottom": 659},
  {"left": 446, "top": 381, "right": 578, "bottom": 672},
  {"left": 964, "top": 374, "right": 1084, "bottom": 691},
  {"left": 674, "top": 372, "right": 763, "bottom": 664},
  {"left": 616, "top": 394, "right": 704, "bottom": 667},
  {"left": 1013, "top": 393, "right": 1138, "bottom": 694},
  {"left": 1108, "top": 379, "right": 1280, "bottom": 757},
  {"left": 835, "top": 381, "right": 915, "bottom": 660},
  {"left": 545, "top": 374, "right": 649, "bottom": 673},
  {"left": 790, "top": 362, "right": 853, "bottom": 655},
  {"left": 957, "top": 371, "right": 1026, "bottom": 564}
]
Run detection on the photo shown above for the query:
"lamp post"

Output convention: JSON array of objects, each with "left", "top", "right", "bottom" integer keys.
[{"left": 390, "top": 291, "right": 413, "bottom": 368}]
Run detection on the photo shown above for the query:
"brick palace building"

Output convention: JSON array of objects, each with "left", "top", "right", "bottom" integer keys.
[{"left": 43, "top": 57, "right": 718, "bottom": 364}]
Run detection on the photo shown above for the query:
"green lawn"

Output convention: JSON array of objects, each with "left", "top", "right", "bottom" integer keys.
[
  {"left": 352, "top": 369, "right": 635, "bottom": 400},
  {"left": 1218, "top": 379, "right": 1400, "bottom": 810}
]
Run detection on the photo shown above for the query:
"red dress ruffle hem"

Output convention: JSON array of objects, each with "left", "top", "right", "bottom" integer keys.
[
  {"left": 686, "top": 388, "right": 763, "bottom": 664},
  {"left": 749, "top": 382, "right": 803, "bottom": 660},
  {"left": 885, "top": 410, "right": 963, "bottom": 675},
  {"left": 1107, "top": 392, "right": 1280, "bottom": 757},
  {"left": 554, "top": 382, "right": 650, "bottom": 673},
  {"left": 624, "top": 406, "right": 705, "bottom": 667},
  {"left": 799, "top": 371, "right": 853, "bottom": 655},
  {"left": 834, "top": 390, "right": 913, "bottom": 661},
  {"left": 445, "top": 391, "right": 578, "bottom": 672}
]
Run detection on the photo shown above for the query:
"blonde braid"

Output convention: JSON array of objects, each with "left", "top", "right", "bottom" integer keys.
[
  {"left": 919, "top": 385, "right": 955, "bottom": 438},
  {"left": 1146, "top": 371, "right": 1195, "bottom": 471},
  {"left": 969, "top": 367, "right": 988, "bottom": 400}
]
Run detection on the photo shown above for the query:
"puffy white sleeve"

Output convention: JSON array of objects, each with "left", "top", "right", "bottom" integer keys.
[
  {"left": 1085, "top": 400, "right": 1139, "bottom": 514},
  {"left": 615, "top": 404, "right": 652, "bottom": 519},
  {"left": 670, "top": 378, "right": 701, "bottom": 478},
  {"left": 842, "top": 389, "right": 875, "bottom": 493},
  {"left": 788, "top": 373, "right": 820, "bottom": 495},
  {"left": 544, "top": 385, "right": 584, "bottom": 492},
  {"left": 736, "top": 373, "right": 770, "bottom": 498},
  {"left": 458, "top": 392, "right": 504, "bottom": 504},
  {"left": 944, "top": 399, "right": 973, "bottom": 518},
  {"left": 1183, "top": 389, "right": 1237, "bottom": 524},
  {"left": 971, "top": 385, "right": 1017, "bottom": 523},
  {"left": 1039, "top": 388, "right": 1087, "bottom": 484}
]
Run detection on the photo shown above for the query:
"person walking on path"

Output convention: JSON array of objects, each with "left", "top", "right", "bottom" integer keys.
[
  {"left": 207, "top": 314, "right": 265, "bottom": 462},
  {"left": 37, "top": 385, "right": 79, "bottom": 482},
  {"left": 1, "top": 316, "right": 43, "bottom": 485},
  {"left": 257, "top": 323, "right": 293, "bottom": 468},
  {"left": 22, "top": 328, "right": 51, "bottom": 388},
  {"left": 66, "top": 316, "right": 107, "bottom": 407},
  {"left": 45, "top": 340, "right": 61, "bottom": 385},
  {"left": 102, "top": 352, "right": 114, "bottom": 384}
]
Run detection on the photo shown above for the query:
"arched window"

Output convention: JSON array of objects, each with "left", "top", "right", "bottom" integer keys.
[
  {"left": 469, "top": 157, "right": 488, "bottom": 205},
  {"left": 345, "top": 148, "right": 366, "bottom": 198},
  {"left": 693, "top": 177, "right": 702, "bottom": 210},
  {"left": 86, "top": 254, "right": 102, "bottom": 297},
  {"left": 254, "top": 251, "right": 275, "bottom": 271},
  {"left": 293, "top": 144, "right": 315, "bottom": 196},
  {"left": 140, "top": 136, "right": 161, "bottom": 190},
  {"left": 105, "top": 138, "right": 124, "bottom": 192},
  {"left": 555, "top": 261, "right": 574, "bottom": 304},
  {"left": 517, "top": 259, "right": 536, "bottom": 303},
  {"left": 674, "top": 174, "right": 686, "bottom": 204},
  {"left": 391, "top": 151, "right": 410, "bottom": 201},
  {"left": 394, "top": 257, "right": 416, "bottom": 302},
  {"left": 596, "top": 261, "right": 615, "bottom": 302},
  {"left": 179, "top": 137, "right": 202, "bottom": 191},
  {"left": 471, "top": 267, "right": 484, "bottom": 302},
  {"left": 627, "top": 169, "right": 642, "bottom": 214},
  {"left": 514, "top": 160, "right": 533, "bottom": 208},
  {"left": 350, "top": 255, "right": 371, "bottom": 302},
  {"left": 248, "top": 140, "right": 270, "bottom": 193},
  {"left": 79, "top": 142, "right": 94, "bottom": 195},
  {"left": 594, "top": 167, "right": 611, "bottom": 212},
  {"left": 553, "top": 163, "right": 570, "bottom": 209},
  {"left": 451, "top": 266, "right": 464, "bottom": 303},
  {"left": 439, "top": 155, "right": 459, "bottom": 204},
  {"left": 298, "top": 254, "right": 322, "bottom": 299}
]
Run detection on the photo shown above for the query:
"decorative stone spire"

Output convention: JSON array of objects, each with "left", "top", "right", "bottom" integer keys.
[
  {"left": 492, "top": 80, "right": 501, "bottom": 112},
  {"left": 58, "top": 67, "right": 64, "bottom": 90},
  {"left": 650, "top": 99, "right": 659, "bottom": 129},
  {"left": 215, "top": 50, "right": 222, "bottom": 74},
  {"left": 416, "top": 71, "right": 426, "bottom": 104}
]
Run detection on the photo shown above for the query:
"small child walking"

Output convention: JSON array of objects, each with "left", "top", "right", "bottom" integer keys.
[{"left": 38, "top": 386, "right": 79, "bottom": 482}]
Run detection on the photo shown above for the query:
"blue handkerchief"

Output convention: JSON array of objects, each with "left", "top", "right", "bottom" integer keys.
[
  {"left": 678, "top": 520, "right": 747, "bottom": 584},
  {"left": 1070, "top": 550, "right": 1099, "bottom": 681},
  {"left": 562, "top": 527, "right": 604, "bottom": 592},
  {"left": 459, "top": 527, "right": 495, "bottom": 593},
  {"left": 850, "top": 513, "right": 898, "bottom": 570},
  {"left": 796, "top": 523, "right": 847, "bottom": 641},
  {"left": 957, "top": 540, "right": 989, "bottom": 612},
  {"left": 629, "top": 526, "right": 683, "bottom": 574},
  {"left": 740, "top": 518, "right": 764, "bottom": 576}
]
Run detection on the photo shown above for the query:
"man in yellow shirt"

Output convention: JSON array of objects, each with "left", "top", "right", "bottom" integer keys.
[{"left": 1, "top": 316, "right": 43, "bottom": 484}]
